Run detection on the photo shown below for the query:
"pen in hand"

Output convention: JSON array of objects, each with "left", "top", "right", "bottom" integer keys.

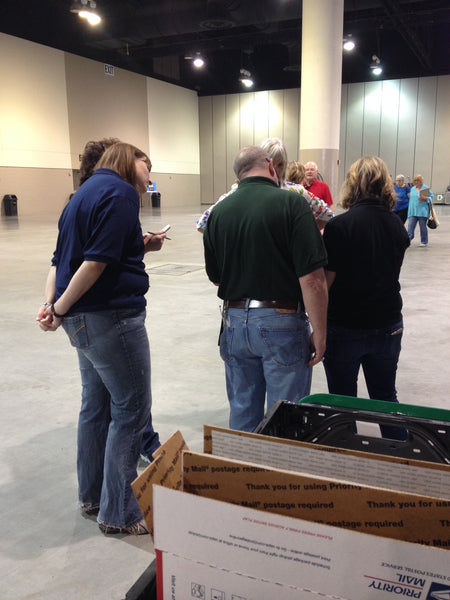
[{"left": 147, "top": 231, "right": 171, "bottom": 240}]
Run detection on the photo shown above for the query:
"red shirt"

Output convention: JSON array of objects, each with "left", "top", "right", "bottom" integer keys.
[{"left": 303, "top": 179, "right": 333, "bottom": 206}]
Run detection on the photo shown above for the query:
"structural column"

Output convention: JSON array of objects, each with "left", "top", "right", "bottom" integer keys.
[{"left": 299, "top": 0, "right": 344, "bottom": 201}]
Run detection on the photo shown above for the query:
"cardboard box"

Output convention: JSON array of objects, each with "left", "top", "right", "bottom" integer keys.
[
  {"left": 153, "top": 486, "right": 450, "bottom": 600},
  {"left": 204, "top": 425, "right": 450, "bottom": 500},
  {"left": 133, "top": 427, "right": 450, "bottom": 546},
  {"left": 131, "top": 430, "right": 188, "bottom": 537},
  {"left": 134, "top": 428, "right": 450, "bottom": 598},
  {"left": 182, "top": 450, "right": 450, "bottom": 549}
]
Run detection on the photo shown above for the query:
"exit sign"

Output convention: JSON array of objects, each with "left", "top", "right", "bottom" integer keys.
[{"left": 104, "top": 64, "right": 115, "bottom": 76}]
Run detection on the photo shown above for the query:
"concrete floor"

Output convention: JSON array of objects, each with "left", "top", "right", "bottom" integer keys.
[{"left": 1, "top": 203, "right": 449, "bottom": 600}]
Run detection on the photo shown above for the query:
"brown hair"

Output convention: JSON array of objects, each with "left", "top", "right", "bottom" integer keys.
[
  {"left": 286, "top": 161, "right": 305, "bottom": 184},
  {"left": 79, "top": 138, "right": 120, "bottom": 185},
  {"left": 95, "top": 142, "right": 151, "bottom": 191},
  {"left": 340, "top": 156, "right": 396, "bottom": 211}
]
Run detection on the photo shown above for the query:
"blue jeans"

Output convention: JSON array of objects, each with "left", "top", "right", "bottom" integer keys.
[
  {"left": 62, "top": 308, "right": 151, "bottom": 528},
  {"left": 407, "top": 216, "right": 428, "bottom": 244},
  {"left": 323, "top": 320, "right": 403, "bottom": 403},
  {"left": 140, "top": 414, "right": 161, "bottom": 460},
  {"left": 220, "top": 307, "right": 312, "bottom": 432}
]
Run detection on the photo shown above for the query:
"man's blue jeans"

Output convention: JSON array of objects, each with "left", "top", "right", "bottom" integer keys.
[
  {"left": 323, "top": 320, "right": 403, "bottom": 403},
  {"left": 220, "top": 307, "right": 312, "bottom": 432},
  {"left": 407, "top": 216, "right": 428, "bottom": 244},
  {"left": 62, "top": 308, "right": 151, "bottom": 528}
]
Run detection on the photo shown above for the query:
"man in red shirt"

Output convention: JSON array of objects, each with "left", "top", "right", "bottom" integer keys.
[{"left": 303, "top": 162, "right": 333, "bottom": 209}]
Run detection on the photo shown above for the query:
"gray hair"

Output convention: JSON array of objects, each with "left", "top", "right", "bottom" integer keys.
[
  {"left": 259, "top": 138, "right": 287, "bottom": 179},
  {"left": 396, "top": 174, "right": 405, "bottom": 180},
  {"left": 233, "top": 146, "right": 271, "bottom": 180}
]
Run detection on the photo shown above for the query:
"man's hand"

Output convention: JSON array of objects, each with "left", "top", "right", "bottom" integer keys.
[
  {"left": 299, "top": 268, "right": 328, "bottom": 367},
  {"left": 308, "top": 330, "right": 326, "bottom": 367}
]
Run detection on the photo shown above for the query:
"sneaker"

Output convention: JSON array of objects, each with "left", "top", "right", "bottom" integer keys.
[
  {"left": 80, "top": 503, "right": 99, "bottom": 516},
  {"left": 419, "top": 243, "right": 428, "bottom": 247},
  {"left": 98, "top": 518, "right": 149, "bottom": 535}
]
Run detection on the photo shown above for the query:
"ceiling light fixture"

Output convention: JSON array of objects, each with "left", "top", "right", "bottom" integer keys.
[
  {"left": 193, "top": 53, "right": 205, "bottom": 68},
  {"left": 184, "top": 52, "right": 205, "bottom": 69},
  {"left": 343, "top": 36, "right": 355, "bottom": 51},
  {"left": 370, "top": 54, "right": 383, "bottom": 76},
  {"left": 70, "top": 0, "right": 101, "bottom": 26},
  {"left": 239, "top": 68, "right": 254, "bottom": 88}
]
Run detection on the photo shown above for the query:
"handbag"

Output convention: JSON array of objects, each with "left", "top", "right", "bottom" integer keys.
[{"left": 427, "top": 200, "right": 439, "bottom": 229}]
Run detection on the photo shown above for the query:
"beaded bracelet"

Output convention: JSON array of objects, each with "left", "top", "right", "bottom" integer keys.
[{"left": 50, "top": 303, "right": 65, "bottom": 318}]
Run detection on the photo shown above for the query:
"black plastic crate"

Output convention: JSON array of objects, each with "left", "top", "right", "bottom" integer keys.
[{"left": 255, "top": 400, "right": 450, "bottom": 464}]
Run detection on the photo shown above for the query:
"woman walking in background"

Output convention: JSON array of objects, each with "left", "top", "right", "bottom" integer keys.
[
  {"left": 407, "top": 174, "right": 434, "bottom": 247},
  {"left": 393, "top": 174, "right": 410, "bottom": 224}
]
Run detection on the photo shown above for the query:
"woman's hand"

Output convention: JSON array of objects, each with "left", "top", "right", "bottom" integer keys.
[
  {"left": 144, "top": 232, "right": 166, "bottom": 252},
  {"left": 36, "top": 304, "right": 62, "bottom": 331}
]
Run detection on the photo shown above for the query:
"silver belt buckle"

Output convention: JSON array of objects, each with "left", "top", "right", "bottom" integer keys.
[{"left": 248, "top": 299, "right": 261, "bottom": 308}]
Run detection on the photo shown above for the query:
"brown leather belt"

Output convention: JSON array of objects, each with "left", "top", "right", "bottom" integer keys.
[{"left": 223, "top": 299, "right": 300, "bottom": 310}]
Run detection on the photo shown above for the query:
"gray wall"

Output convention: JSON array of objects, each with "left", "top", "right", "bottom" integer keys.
[
  {"left": 199, "top": 75, "right": 450, "bottom": 206},
  {"left": 1, "top": 32, "right": 448, "bottom": 216}
]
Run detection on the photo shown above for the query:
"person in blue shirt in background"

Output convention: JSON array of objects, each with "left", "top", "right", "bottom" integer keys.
[
  {"left": 407, "top": 173, "right": 434, "bottom": 247},
  {"left": 393, "top": 174, "right": 410, "bottom": 224}
]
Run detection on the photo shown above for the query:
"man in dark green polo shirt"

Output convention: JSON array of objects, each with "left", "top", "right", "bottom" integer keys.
[{"left": 203, "top": 145, "right": 328, "bottom": 432}]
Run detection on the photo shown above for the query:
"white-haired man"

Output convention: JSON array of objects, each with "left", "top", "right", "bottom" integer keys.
[{"left": 303, "top": 161, "right": 333, "bottom": 209}]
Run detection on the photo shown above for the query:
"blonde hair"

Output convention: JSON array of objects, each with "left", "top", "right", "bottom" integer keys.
[
  {"left": 340, "top": 156, "right": 396, "bottom": 211},
  {"left": 95, "top": 142, "right": 151, "bottom": 191},
  {"left": 413, "top": 174, "right": 424, "bottom": 186},
  {"left": 286, "top": 161, "right": 305, "bottom": 184}
]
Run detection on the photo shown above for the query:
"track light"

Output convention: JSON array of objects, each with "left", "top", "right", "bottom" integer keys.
[
  {"left": 184, "top": 52, "right": 205, "bottom": 69},
  {"left": 70, "top": 0, "right": 101, "bottom": 26},
  {"left": 343, "top": 36, "right": 355, "bottom": 51},
  {"left": 370, "top": 55, "right": 383, "bottom": 76},
  {"left": 193, "top": 53, "right": 205, "bottom": 68},
  {"left": 239, "top": 68, "right": 254, "bottom": 88}
]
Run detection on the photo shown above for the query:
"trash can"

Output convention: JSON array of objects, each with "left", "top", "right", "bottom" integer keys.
[
  {"left": 151, "top": 192, "right": 161, "bottom": 208},
  {"left": 2, "top": 194, "right": 18, "bottom": 216}
]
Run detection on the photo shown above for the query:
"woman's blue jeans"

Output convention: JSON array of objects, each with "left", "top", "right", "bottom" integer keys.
[
  {"left": 323, "top": 320, "right": 403, "bottom": 403},
  {"left": 62, "top": 308, "right": 151, "bottom": 528},
  {"left": 407, "top": 216, "right": 428, "bottom": 244},
  {"left": 220, "top": 307, "right": 312, "bottom": 432}
]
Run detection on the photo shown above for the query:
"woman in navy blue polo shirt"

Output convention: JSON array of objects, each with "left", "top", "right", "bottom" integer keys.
[{"left": 37, "top": 143, "right": 166, "bottom": 535}]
